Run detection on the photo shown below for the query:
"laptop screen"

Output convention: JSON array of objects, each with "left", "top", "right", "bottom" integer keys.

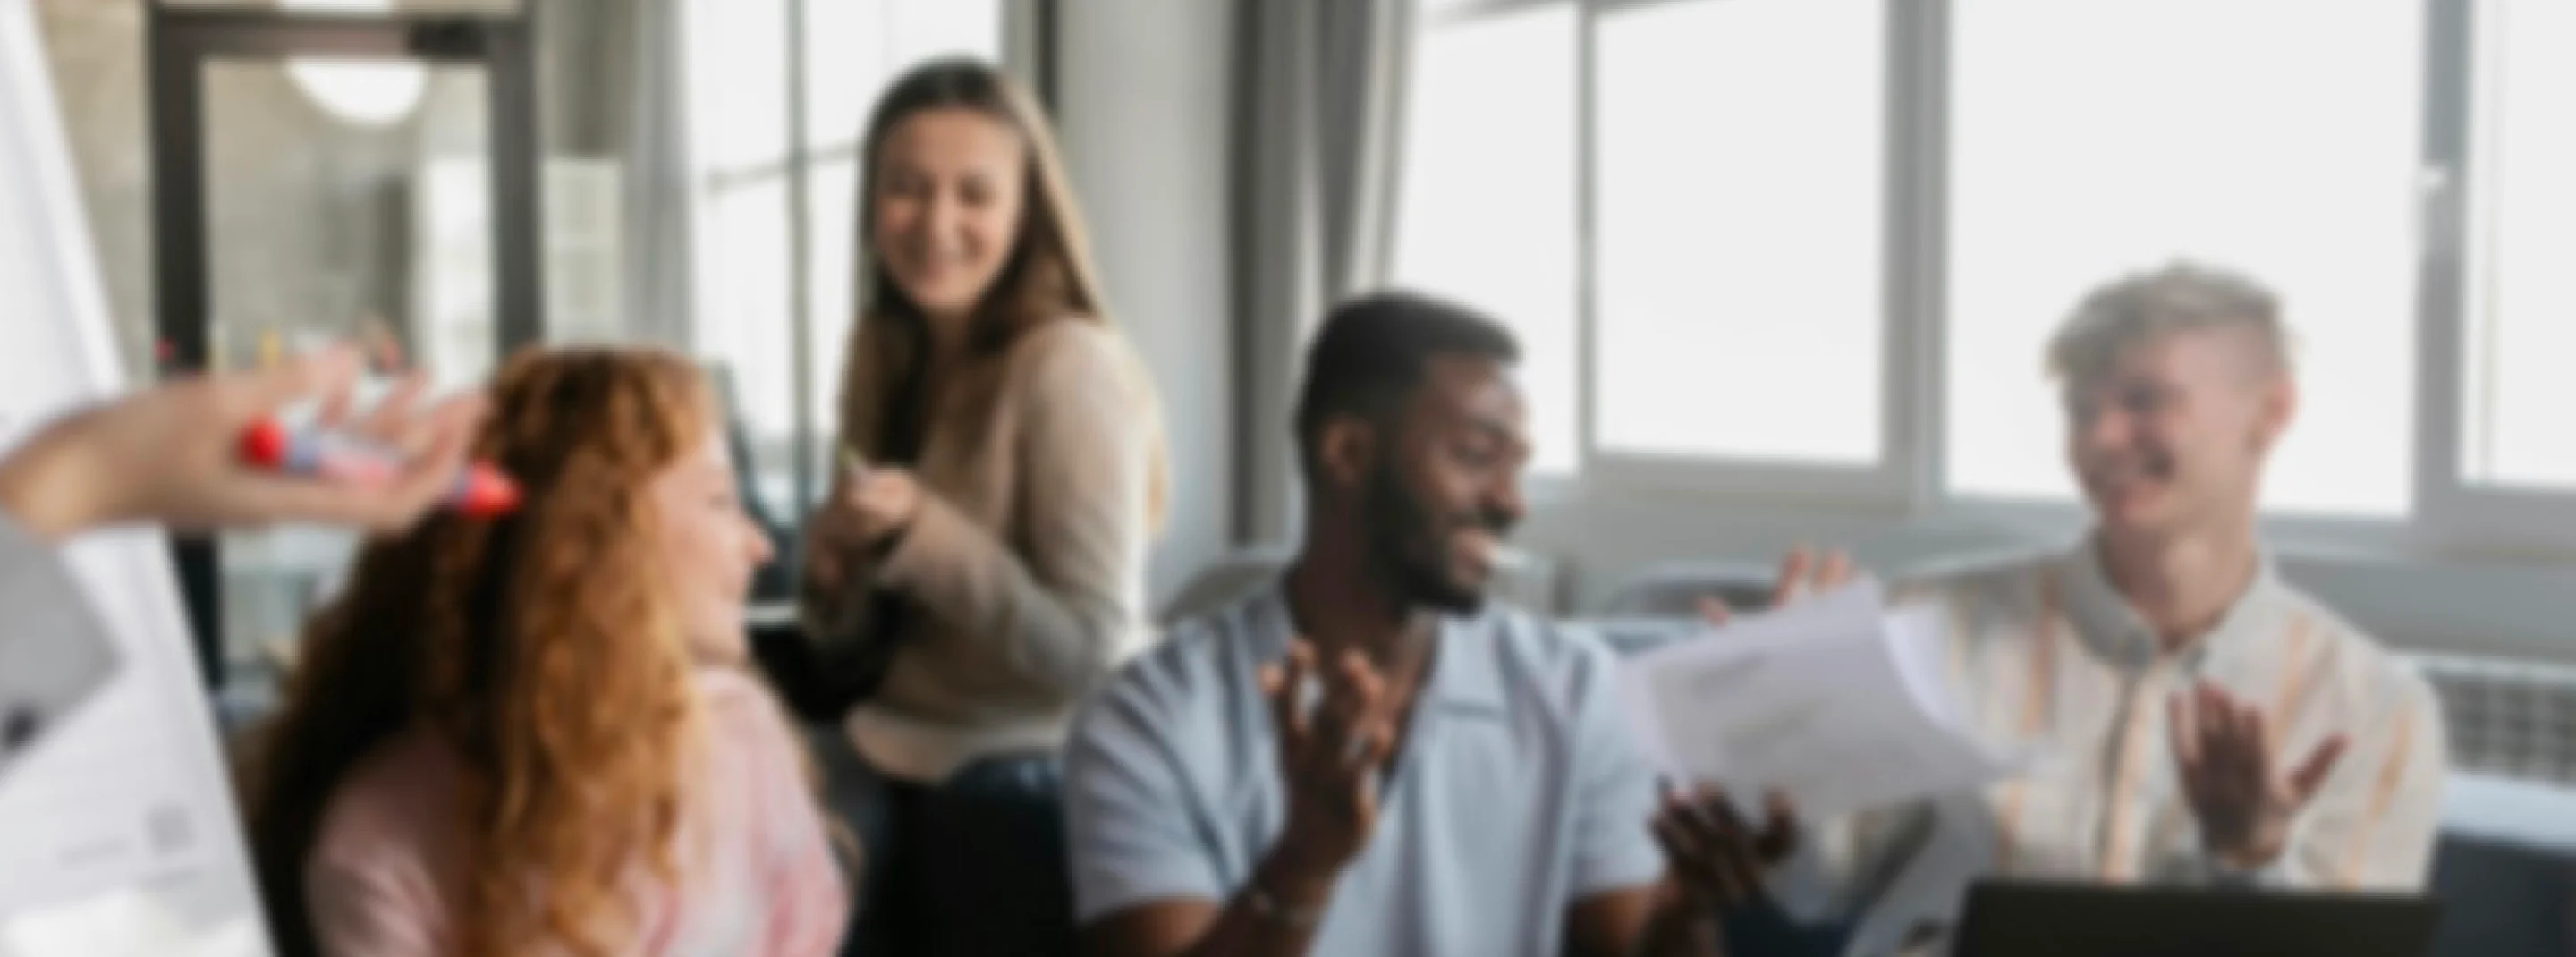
[{"left": 1958, "top": 880, "right": 2441, "bottom": 957}]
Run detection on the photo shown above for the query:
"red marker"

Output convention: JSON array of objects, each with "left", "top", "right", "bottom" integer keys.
[{"left": 236, "top": 418, "right": 520, "bottom": 517}]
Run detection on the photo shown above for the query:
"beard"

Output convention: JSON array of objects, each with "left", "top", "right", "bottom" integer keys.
[{"left": 1361, "top": 456, "right": 1500, "bottom": 614}]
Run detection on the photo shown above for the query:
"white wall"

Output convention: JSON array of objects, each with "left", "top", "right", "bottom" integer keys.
[{"left": 1052, "top": 0, "right": 1238, "bottom": 608}]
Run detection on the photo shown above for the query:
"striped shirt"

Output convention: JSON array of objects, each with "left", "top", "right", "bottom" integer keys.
[{"left": 1777, "top": 542, "right": 2447, "bottom": 957}]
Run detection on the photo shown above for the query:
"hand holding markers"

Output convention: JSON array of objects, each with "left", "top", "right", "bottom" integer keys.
[
  {"left": 0, "top": 347, "right": 496, "bottom": 541},
  {"left": 814, "top": 443, "right": 922, "bottom": 556},
  {"left": 236, "top": 418, "right": 518, "bottom": 518}
]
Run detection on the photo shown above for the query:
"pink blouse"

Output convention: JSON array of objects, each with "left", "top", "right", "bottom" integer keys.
[{"left": 303, "top": 666, "right": 850, "bottom": 957}]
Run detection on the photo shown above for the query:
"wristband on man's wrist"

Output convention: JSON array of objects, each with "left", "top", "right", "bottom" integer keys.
[{"left": 1245, "top": 880, "right": 1326, "bottom": 929}]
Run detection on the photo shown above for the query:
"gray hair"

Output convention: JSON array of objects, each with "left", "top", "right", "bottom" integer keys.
[{"left": 2045, "top": 261, "right": 2292, "bottom": 385}]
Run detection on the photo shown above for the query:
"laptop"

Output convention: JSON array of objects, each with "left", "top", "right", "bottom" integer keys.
[{"left": 1955, "top": 880, "right": 2443, "bottom": 957}]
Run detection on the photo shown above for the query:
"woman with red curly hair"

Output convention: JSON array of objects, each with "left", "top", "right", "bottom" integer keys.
[{"left": 241, "top": 347, "right": 848, "bottom": 957}]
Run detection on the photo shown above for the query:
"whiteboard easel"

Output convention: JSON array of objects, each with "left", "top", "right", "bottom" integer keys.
[{"left": 0, "top": 2, "right": 275, "bottom": 954}]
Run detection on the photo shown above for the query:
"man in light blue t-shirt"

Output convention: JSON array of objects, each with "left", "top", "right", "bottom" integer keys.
[{"left": 1065, "top": 292, "right": 1790, "bottom": 957}]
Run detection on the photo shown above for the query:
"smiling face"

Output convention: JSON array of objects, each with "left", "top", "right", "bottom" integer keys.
[
  {"left": 869, "top": 106, "right": 1029, "bottom": 328},
  {"left": 2063, "top": 326, "right": 2293, "bottom": 544},
  {"left": 645, "top": 421, "right": 773, "bottom": 664},
  {"left": 1360, "top": 355, "right": 1531, "bottom": 613}
]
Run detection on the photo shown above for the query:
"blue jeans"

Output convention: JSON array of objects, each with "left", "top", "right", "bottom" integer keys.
[{"left": 807, "top": 728, "right": 1077, "bottom": 957}]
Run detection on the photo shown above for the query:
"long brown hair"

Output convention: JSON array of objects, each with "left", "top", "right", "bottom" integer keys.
[
  {"left": 836, "top": 57, "right": 1166, "bottom": 526},
  {"left": 243, "top": 348, "right": 715, "bottom": 957}
]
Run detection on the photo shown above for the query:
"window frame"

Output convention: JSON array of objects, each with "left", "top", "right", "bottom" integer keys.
[
  {"left": 1426, "top": 0, "right": 1934, "bottom": 509},
  {"left": 679, "top": 0, "right": 1034, "bottom": 529},
  {"left": 2419, "top": 0, "right": 2576, "bottom": 554},
  {"left": 1574, "top": 0, "right": 1925, "bottom": 511},
  {"left": 1411, "top": 0, "right": 2576, "bottom": 563}
]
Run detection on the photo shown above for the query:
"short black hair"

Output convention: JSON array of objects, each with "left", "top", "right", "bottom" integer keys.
[{"left": 1291, "top": 291, "right": 1521, "bottom": 471}]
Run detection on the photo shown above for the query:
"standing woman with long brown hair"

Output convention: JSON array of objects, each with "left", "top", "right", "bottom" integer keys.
[
  {"left": 242, "top": 349, "right": 848, "bottom": 957},
  {"left": 792, "top": 56, "right": 1167, "bottom": 956}
]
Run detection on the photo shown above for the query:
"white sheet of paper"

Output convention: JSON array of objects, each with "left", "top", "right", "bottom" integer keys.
[
  {"left": 0, "top": 564, "right": 120, "bottom": 788},
  {"left": 1621, "top": 580, "right": 2017, "bottom": 818}
]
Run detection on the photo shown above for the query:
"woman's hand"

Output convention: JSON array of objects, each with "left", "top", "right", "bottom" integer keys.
[
  {"left": 813, "top": 467, "right": 925, "bottom": 561},
  {"left": 0, "top": 347, "right": 483, "bottom": 541}
]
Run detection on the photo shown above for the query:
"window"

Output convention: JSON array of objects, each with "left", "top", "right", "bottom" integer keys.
[
  {"left": 801, "top": 1, "right": 1004, "bottom": 490},
  {"left": 1391, "top": 5, "right": 1579, "bottom": 473},
  {"left": 685, "top": 0, "right": 1002, "bottom": 518},
  {"left": 1594, "top": 0, "right": 1884, "bottom": 467},
  {"left": 1946, "top": 0, "right": 2422, "bottom": 517},
  {"left": 1391, "top": 0, "right": 2576, "bottom": 546},
  {"left": 1396, "top": 0, "right": 1887, "bottom": 478},
  {"left": 2464, "top": 0, "right": 2576, "bottom": 491}
]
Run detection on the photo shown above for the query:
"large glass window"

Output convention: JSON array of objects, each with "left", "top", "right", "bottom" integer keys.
[
  {"left": 1399, "top": 0, "right": 2483, "bottom": 528},
  {"left": 2464, "top": 0, "right": 2576, "bottom": 491},
  {"left": 685, "top": 0, "right": 1002, "bottom": 516},
  {"left": 1945, "top": 0, "right": 2422, "bottom": 516},
  {"left": 1391, "top": 5, "right": 1580, "bottom": 473},
  {"left": 1594, "top": 0, "right": 1885, "bottom": 467}
]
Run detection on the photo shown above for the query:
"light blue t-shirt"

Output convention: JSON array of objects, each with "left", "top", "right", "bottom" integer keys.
[{"left": 1063, "top": 583, "right": 1666, "bottom": 955}]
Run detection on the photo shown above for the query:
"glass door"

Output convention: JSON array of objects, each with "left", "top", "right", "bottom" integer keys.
[{"left": 148, "top": 8, "right": 540, "bottom": 701}]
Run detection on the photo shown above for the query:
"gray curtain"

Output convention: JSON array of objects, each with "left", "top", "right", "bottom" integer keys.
[
  {"left": 616, "top": 0, "right": 697, "bottom": 348},
  {"left": 1231, "top": 0, "right": 1416, "bottom": 544},
  {"left": 532, "top": 0, "right": 694, "bottom": 348},
  {"left": 1003, "top": 0, "right": 1054, "bottom": 109}
]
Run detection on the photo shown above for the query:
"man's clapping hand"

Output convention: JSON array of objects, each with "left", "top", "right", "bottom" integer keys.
[
  {"left": 1258, "top": 640, "right": 1399, "bottom": 878},
  {"left": 2169, "top": 680, "right": 2349, "bottom": 869},
  {"left": 1652, "top": 782, "right": 1800, "bottom": 912}
]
